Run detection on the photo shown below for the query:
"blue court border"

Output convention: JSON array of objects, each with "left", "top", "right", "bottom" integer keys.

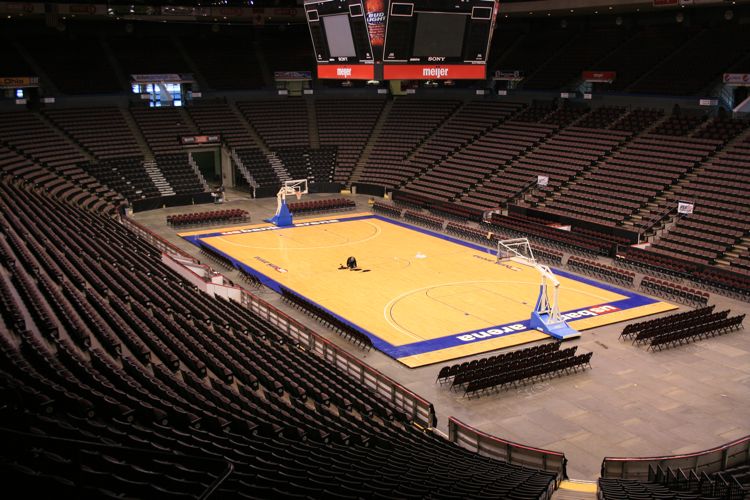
[{"left": 182, "top": 215, "right": 665, "bottom": 361}]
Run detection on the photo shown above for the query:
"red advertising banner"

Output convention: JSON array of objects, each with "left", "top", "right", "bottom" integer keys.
[
  {"left": 317, "top": 64, "right": 375, "bottom": 80},
  {"left": 582, "top": 71, "right": 616, "bottom": 83},
  {"left": 723, "top": 73, "right": 750, "bottom": 85},
  {"left": 383, "top": 65, "right": 486, "bottom": 80},
  {"left": 181, "top": 134, "right": 221, "bottom": 146}
]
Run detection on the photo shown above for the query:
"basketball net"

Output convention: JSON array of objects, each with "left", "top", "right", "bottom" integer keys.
[{"left": 294, "top": 190, "right": 302, "bottom": 201}]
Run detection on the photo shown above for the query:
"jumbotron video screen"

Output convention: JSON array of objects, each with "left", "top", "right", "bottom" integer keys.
[{"left": 305, "top": 0, "right": 498, "bottom": 80}]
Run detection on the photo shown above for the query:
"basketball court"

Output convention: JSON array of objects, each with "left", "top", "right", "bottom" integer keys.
[{"left": 180, "top": 213, "right": 677, "bottom": 367}]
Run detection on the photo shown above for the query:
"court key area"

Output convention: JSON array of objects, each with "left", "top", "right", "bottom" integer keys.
[{"left": 181, "top": 213, "right": 676, "bottom": 367}]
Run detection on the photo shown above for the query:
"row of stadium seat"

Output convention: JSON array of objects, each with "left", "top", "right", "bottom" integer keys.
[
  {"left": 403, "top": 209, "right": 444, "bottom": 231},
  {"left": 436, "top": 342, "right": 561, "bottom": 386},
  {"left": 287, "top": 197, "right": 356, "bottom": 215},
  {"left": 621, "top": 306, "right": 745, "bottom": 351},
  {"left": 280, "top": 288, "right": 374, "bottom": 351},
  {"left": 166, "top": 208, "right": 248, "bottom": 227},
  {"left": 567, "top": 256, "right": 635, "bottom": 287},
  {"left": 640, "top": 276, "right": 710, "bottom": 307},
  {"left": 648, "top": 314, "right": 745, "bottom": 351},
  {"left": 463, "top": 352, "right": 594, "bottom": 399},
  {"left": 620, "top": 306, "right": 716, "bottom": 339}
]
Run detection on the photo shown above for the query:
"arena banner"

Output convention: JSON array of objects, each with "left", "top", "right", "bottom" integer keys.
[
  {"left": 493, "top": 70, "right": 524, "bottom": 81},
  {"left": 274, "top": 71, "right": 313, "bottom": 81},
  {"left": 364, "top": 0, "right": 386, "bottom": 60},
  {"left": 677, "top": 201, "right": 694, "bottom": 215},
  {"left": 383, "top": 64, "right": 486, "bottom": 80},
  {"left": 653, "top": 0, "right": 678, "bottom": 6},
  {"left": 582, "top": 70, "right": 616, "bottom": 82},
  {"left": 180, "top": 135, "right": 221, "bottom": 146},
  {"left": 0, "top": 2, "right": 41, "bottom": 14},
  {"left": 723, "top": 73, "right": 750, "bottom": 85},
  {"left": 0, "top": 76, "right": 39, "bottom": 89},
  {"left": 131, "top": 73, "right": 194, "bottom": 83},
  {"left": 55, "top": 4, "right": 101, "bottom": 15},
  {"left": 317, "top": 64, "right": 375, "bottom": 80}
]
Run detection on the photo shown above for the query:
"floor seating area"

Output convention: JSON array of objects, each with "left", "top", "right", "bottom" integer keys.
[
  {"left": 371, "top": 200, "right": 403, "bottom": 219},
  {"left": 440, "top": 342, "right": 593, "bottom": 398},
  {"left": 286, "top": 197, "right": 355, "bottom": 215},
  {"left": 166, "top": 209, "right": 248, "bottom": 228},
  {"left": 403, "top": 210, "right": 445, "bottom": 232},
  {"left": 0, "top": 179, "right": 559, "bottom": 499},
  {"left": 693, "top": 267, "right": 750, "bottom": 301},
  {"left": 280, "top": 288, "right": 374, "bottom": 351},
  {"left": 620, "top": 306, "right": 715, "bottom": 339},
  {"left": 619, "top": 306, "right": 744, "bottom": 351},
  {"left": 640, "top": 277, "right": 710, "bottom": 307},
  {"left": 567, "top": 256, "right": 635, "bottom": 287},
  {"left": 437, "top": 342, "right": 559, "bottom": 385}
]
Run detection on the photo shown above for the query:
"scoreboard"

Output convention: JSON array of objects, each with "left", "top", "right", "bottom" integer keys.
[
  {"left": 304, "top": 0, "right": 379, "bottom": 80},
  {"left": 305, "top": 0, "right": 498, "bottom": 81},
  {"left": 382, "top": 0, "right": 497, "bottom": 80}
]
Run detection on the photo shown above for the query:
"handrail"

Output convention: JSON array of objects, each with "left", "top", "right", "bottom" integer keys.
[
  {"left": 601, "top": 434, "right": 750, "bottom": 481},
  {"left": 122, "top": 214, "right": 195, "bottom": 260},
  {"left": 448, "top": 416, "right": 567, "bottom": 483},
  {"left": 634, "top": 205, "right": 676, "bottom": 235},
  {"left": 239, "top": 288, "right": 437, "bottom": 429}
]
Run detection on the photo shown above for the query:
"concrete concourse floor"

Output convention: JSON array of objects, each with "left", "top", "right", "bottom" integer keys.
[{"left": 133, "top": 191, "right": 750, "bottom": 480}]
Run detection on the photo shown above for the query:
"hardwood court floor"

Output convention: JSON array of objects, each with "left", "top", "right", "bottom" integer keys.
[{"left": 181, "top": 213, "right": 676, "bottom": 367}]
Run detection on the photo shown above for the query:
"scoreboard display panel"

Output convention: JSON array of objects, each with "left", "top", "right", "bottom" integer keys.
[
  {"left": 305, "top": 0, "right": 378, "bottom": 80},
  {"left": 383, "top": 0, "right": 497, "bottom": 80}
]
